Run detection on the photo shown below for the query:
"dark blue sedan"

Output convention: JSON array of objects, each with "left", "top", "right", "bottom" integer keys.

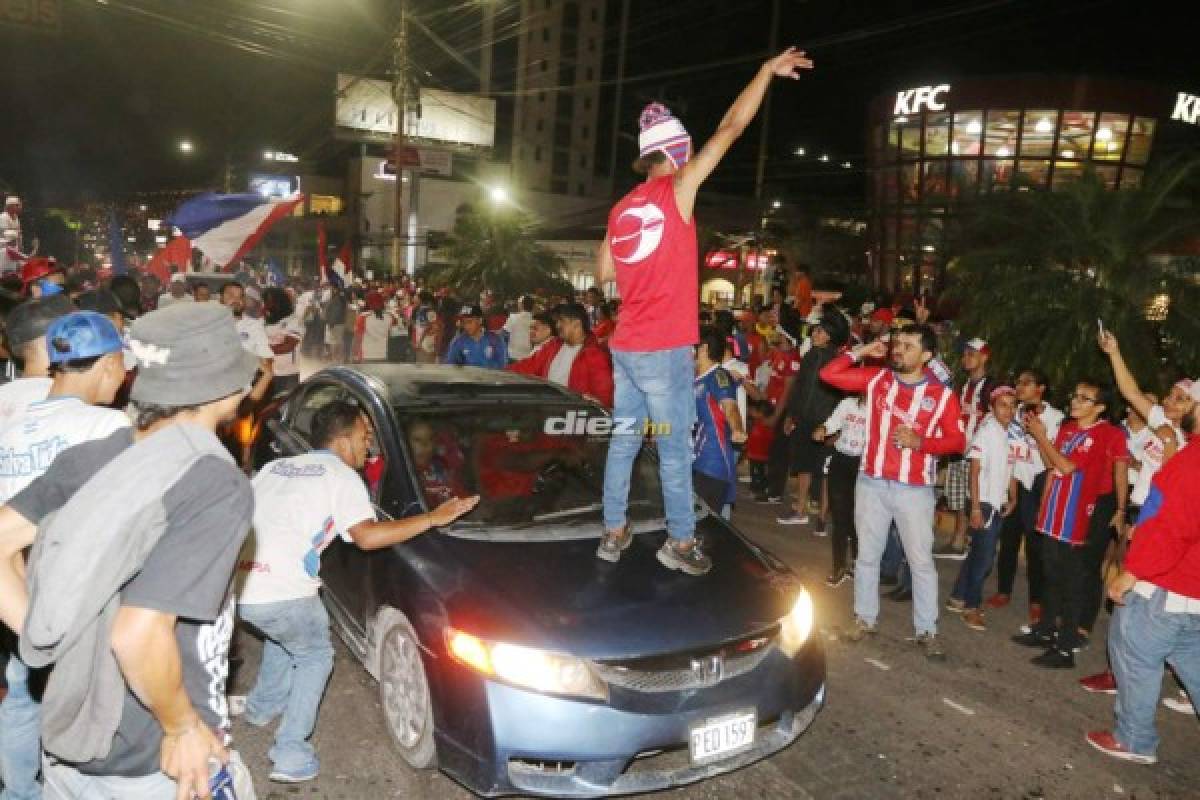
[{"left": 255, "top": 364, "right": 824, "bottom": 797}]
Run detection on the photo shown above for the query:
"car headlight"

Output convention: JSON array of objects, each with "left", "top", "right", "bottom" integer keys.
[
  {"left": 445, "top": 628, "right": 608, "bottom": 702},
  {"left": 779, "top": 588, "right": 815, "bottom": 657}
]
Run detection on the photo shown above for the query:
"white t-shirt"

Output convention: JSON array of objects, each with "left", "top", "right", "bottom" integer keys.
[
  {"left": 1130, "top": 404, "right": 1186, "bottom": 506},
  {"left": 237, "top": 452, "right": 377, "bottom": 604},
  {"left": 823, "top": 396, "right": 869, "bottom": 458},
  {"left": 721, "top": 357, "right": 749, "bottom": 432},
  {"left": 158, "top": 292, "right": 194, "bottom": 309},
  {"left": 547, "top": 342, "right": 582, "bottom": 387},
  {"left": 1012, "top": 403, "right": 1064, "bottom": 490},
  {"left": 266, "top": 316, "right": 305, "bottom": 377},
  {"left": 0, "top": 396, "right": 130, "bottom": 501},
  {"left": 361, "top": 313, "right": 392, "bottom": 361},
  {"left": 0, "top": 377, "right": 52, "bottom": 430},
  {"left": 966, "top": 414, "right": 1021, "bottom": 510},
  {"left": 235, "top": 316, "right": 274, "bottom": 360},
  {"left": 504, "top": 311, "right": 533, "bottom": 360}
]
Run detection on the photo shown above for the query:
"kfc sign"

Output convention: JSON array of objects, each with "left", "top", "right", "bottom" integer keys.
[
  {"left": 894, "top": 84, "right": 950, "bottom": 116},
  {"left": 1171, "top": 92, "right": 1200, "bottom": 125}
]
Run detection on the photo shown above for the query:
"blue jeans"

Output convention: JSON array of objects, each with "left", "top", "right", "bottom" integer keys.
[
  {"left": 950, "top": 503, "right": 1003, "bottom": 609},
  {"left": 603, "top": 347, "right": 696, "bottom": 542},
  {"left": 0, "top": 656, "right": 40, "bottom": 800},
  {"left": 1108, "top": 586, "right": 1200, "bottom": 757},
  {"left": 239, "top": 595, "right": 335, "bottom": 772},
  {"left": 42, "top": 751, "right": 256, "bottom": 800},
  {"left": 853, "top": 476, "right": 939, "bottom": 635}
]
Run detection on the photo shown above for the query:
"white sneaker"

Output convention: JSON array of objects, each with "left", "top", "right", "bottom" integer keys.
[
  {"left": 1162, "top": 691, "right": 1195, "bottom": 714},
  {"left": 776, "top": 512, "right": 810, "bottom": 525},
  {"left": 228, "top": 695, "right": 248, "bottom": 717}
]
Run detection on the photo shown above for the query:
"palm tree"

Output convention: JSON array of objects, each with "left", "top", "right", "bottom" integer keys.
[
  {"left": 945, "top": 160, "right": 1200, "bottom": 391},
  {"left": 423, "top": 203, "right": 573, "bottom": 301}
]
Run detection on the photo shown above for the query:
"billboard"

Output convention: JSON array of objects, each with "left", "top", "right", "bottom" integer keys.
[
  {"left": 335, "top": 74, "right": 495, "bottom": 149},
  {"left": 248, "top": 174, "right": 301, "bottom": 200},
  {"left": 1, "top": 0, "right": 60, "bottom": 33}
]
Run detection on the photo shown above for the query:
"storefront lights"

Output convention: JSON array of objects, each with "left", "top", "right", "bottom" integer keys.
[
  {"left": 1035, "top": 116, "right": 1054, "bottom": 133},
  {"left": 996, "top": 146, "right": 1010, "bottom": 158},
  {"left": 966, "top": 119, "right": 983, "bottom": 135},
  {"left": 1096, "top": 126, "right": 1113, "bottom": 141}
]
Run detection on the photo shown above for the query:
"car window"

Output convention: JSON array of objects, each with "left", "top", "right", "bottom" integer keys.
[
  {"left": 398, "top": 404, "right": 666, "bottom": 532},
  {"left": 289, "top": 383, "right": 348, "bottom": 445}
]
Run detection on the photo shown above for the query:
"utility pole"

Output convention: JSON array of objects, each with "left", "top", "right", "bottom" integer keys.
[
  {"left": 480, "top": 0, "right": 494, "bottom": 95},
  {"left": 391, "top": 0, "right": 411, "bottom": 277},
  {"left": 606, "top": 0, "right": 631, "bottom": 194},
  {"left": 745, "top": 0, "right": 781, "bottom": 305}
]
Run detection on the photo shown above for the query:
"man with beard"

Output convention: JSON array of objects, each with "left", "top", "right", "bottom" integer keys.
[{"left": 222, "top": 281, "right": 274, "bottom": 404}]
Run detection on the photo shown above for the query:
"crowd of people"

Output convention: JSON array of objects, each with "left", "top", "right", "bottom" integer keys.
[{"left": 0, "top": 44, "right": 1196, "bottom": 799}]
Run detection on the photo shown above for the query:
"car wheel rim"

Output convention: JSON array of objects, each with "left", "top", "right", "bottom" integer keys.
[{"left": 382, "top": 632, "right": 427, "bottom": 748}]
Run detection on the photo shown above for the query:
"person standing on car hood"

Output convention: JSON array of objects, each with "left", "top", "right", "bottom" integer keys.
[
  {"left": 233, "top": 400, "right": 478, "bottom": 784},
  {"left": 596, "top": 46, "right": 814, "bottom": 576}
]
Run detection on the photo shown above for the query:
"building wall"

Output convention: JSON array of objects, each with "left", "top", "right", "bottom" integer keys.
[{"left": 513, "top": 0, "right": 606, "bottom": 198}]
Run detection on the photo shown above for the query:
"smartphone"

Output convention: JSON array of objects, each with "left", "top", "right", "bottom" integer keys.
[{"left": 1097, "top": 318, "right": 1105, "bottom": 337}]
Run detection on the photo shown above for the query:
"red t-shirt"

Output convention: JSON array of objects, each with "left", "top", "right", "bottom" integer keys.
[
  {"left": 1124, "top": 441, "right": 1200, "bottom": 599},
  {"left": 745, "top": 419, "right": 775, "bottom": 462},
  {"left": 1036, "top": 419, "right": 1129, "bottom": 545},
  {"left": 766, "top": 348, "right": 802, "bottom": 407},
  {"left": 606, "top": 175, "right": 698, "bottom": 352}
]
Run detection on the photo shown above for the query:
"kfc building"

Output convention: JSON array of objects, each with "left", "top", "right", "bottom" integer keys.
[{"left": 867, "top": 76, "right": 1200, "bottom": 292}]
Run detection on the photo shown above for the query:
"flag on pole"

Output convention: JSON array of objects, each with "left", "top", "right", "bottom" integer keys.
[
  {"left": 145, "top": 236, "right": 192, "bottom": 284},
  {"left": 317, "top": 223, "right": 347, "bottom": 289},
  {"left": 167, "top": 192, "right": 304, "bottom": 271},
  {"left": 108, "top": 210, "right": 127, "bottom": 275}
]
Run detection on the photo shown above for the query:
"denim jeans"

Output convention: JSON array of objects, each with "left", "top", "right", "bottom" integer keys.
[
  {"left": 950, "top": 503, "right": 1003, "bottom": 609},
  {"left": 1108, "top": 586, "right": 1200, "bottom": 757},
  {"left": 42, "top": 751, "right": 256, "bottom": 800},
  {"left": 239, "top": 595, "right": 335, "bottom": 772},
  {"left": 603, "top": 347, "right": 696, "bottom": 542},
  {"left": 853, "top": 476, "right": 938, "bottom": 635},
  {"left": 0, "top": 656, "right": 40, "bottom": 800}
]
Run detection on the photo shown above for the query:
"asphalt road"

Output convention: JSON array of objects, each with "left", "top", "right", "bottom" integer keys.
[{"left": 230, "top": 483, "right": 1200, "bottom": 800}]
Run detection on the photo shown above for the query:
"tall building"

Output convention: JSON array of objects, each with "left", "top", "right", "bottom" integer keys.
[{"left": 512, "top": 0, "right": 607, "bottom": 198}]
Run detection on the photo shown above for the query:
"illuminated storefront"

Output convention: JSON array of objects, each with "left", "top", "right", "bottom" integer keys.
[{"left": 867, "top": 77, "right": 1197, "bottom": 292}]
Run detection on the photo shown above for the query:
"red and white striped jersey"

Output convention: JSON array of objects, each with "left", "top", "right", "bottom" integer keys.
[{"left": 820, "top": 354, "right": 966, "bottom": 486}]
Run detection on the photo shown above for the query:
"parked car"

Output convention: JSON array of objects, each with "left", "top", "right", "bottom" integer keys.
[{"left": 253, "top": 363, "right": 825, "bottom": 797}]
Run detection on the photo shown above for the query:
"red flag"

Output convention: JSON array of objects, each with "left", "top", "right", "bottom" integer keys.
[
  {"left": 146, "top": 237, "right": 192, "bottom": 284},
  {"left": 337, "top": 240, "right": 353, "bottom": 272}
]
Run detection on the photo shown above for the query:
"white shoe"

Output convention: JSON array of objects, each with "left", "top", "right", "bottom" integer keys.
[{"left": 1162, "top": 691, "right": 1195, "bottom": 714}]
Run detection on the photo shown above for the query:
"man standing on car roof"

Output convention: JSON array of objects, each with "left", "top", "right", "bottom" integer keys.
[
  {"left": 596, "top": 46, "right": 814, "bottom": 577},
  {"left": 233, "top": 400, "right": 478, "bottom": 783}
]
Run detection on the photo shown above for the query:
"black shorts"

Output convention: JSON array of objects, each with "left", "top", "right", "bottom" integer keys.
[{"left": 788, "top": 424, "right": 830, "bottom": 476}]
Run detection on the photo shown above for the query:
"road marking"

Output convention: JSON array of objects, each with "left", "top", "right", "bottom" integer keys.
[
  {"left": 942, "top": 697, "right": 976, "bottom": 716},
  {"left": 864, "top": 658, "right": 891, "bottom": 671}
]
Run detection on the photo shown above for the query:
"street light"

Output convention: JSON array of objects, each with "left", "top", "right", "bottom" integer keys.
[
  {"left": 489, "top": 186, "right": 509, "bottom": 205},
  {"left": 771, "top": 199, "right": 782, "bottom": 210},
  {"left": 793, "top": 146, "right": 806, "bottom": 156},
  {"left": 179, "top": 139, "right": 194, "bottom": 154}
]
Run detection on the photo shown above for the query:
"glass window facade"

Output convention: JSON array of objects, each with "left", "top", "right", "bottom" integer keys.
[{"left": 870, "top": 95, "right": 1161, "bottom": 292}]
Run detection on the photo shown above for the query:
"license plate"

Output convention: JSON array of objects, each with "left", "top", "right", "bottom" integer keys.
[{"left": 689, "top": 710, "right": 757, "bottom": 764}]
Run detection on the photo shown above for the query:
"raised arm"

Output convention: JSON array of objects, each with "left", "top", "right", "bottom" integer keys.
[
  {"left": 1098, "top": 331, "right": 1153, "bottom": 421},
  {"left": 674, "top": 48, "right": 813, "bottom": 221},
  {"left": 819, "top": 340, "right": 888, "bottom": 393}
]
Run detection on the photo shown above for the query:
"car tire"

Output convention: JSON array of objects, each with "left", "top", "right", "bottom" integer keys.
[{"left": 378, "top": 613, "right": 438, "bottom": 769}]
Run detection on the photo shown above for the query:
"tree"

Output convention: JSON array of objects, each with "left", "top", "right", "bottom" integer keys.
[
  {"left": 423, "top": 203, "right": 572, "bottom": 301},
  {"left": 945, "top": 161, "right": 1200, "bottom": 392}
]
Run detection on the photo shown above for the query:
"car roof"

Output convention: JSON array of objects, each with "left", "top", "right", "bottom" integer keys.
[{"left": 324, "top": 363, "right": 582, "bottom": 407}]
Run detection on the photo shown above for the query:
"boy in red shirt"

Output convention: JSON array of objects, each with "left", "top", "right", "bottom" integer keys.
[{"left": 1015, "top": 380, "right": 1129, "bottom": 668}]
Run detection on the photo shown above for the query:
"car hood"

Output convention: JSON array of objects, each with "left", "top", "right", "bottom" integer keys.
[{"left": 426, "top": 519, "right": 799, "bottom": 661}]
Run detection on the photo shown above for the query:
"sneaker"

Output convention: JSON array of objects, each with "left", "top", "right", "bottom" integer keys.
[
  {"left": 945, "top": 597, "right": 966, "bottom": 614},
  {"left": 844, "top": 617, "right": 878, "bottom": 642},
  {"left": 825, "top": 569, "right": 850, "bottom": 588},
  {"left": 984, "top": 593, "right": 1011, "bottom": 609},
  {"left": 916, "top": 632, "right": 946, "bottom": 661},
  {"left": 1028, "top": 602, "right": 1043, "bottom": 626},
  {"left": 1079, "top": 670, "right": 1118, "bottom": 695},
  {"left": 656, "top": 539, "right": 712, "bottom": 576},
  {"left": 737, "top": 474, "right": 753, "bottom": 484},
  {"left": 776, "top": 511, "right": 810, "bottom": 525},
  {"left": 812, "top": 523, "right": 829, "bottom": 537},
  {"left": 962, "top": 609, "right": 986, "bottom": 631},
  {"left": 1031, "top": 648, "right": 1075, "bottom": 669},
  {"left": 596, "top": 526, "right": 632, "bottom": 563},
  {"left": 932, "top": 543, "right": 967, "bottom": 560},
  {"left": 1072, "top": 632, "right": 1090, "bottom": 653},
  {"left": 755, "top": 494, "right": 783, "bottom": 505},
  {"left": 1162, "top": 690, "right": 1194, "bottom": 714},
  {"left": 270, "top": 763, "right": 321, "bottom": 784},
  {"left": 1085, "top": 731, "right": 1157, "bottom": 765},
  {"left": 1011, "top": 630, "right": 1055, "bottom": 648}
]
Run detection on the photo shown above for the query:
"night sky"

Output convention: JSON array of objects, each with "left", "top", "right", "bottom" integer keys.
[{"left": 1, "top": 0, "right": 1196, "bottom": 205}]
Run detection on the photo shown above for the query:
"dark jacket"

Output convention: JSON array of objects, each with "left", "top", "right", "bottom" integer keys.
[{"left": 785, "top": 344, "right": 842, "bottom": 428}]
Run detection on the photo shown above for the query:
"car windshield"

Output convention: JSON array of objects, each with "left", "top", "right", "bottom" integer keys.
[{"left": 398, "top": 404, "right": 666, "bottom": 532}]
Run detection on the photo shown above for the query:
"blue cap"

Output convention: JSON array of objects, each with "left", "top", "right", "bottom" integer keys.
[{"left": 46, "top": 311, "right": 124, "bottom": 365}]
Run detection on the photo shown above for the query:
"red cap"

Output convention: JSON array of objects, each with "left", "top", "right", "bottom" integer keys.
[{"left": 20, "top": 257, "right": 59, "bottom": 285}]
